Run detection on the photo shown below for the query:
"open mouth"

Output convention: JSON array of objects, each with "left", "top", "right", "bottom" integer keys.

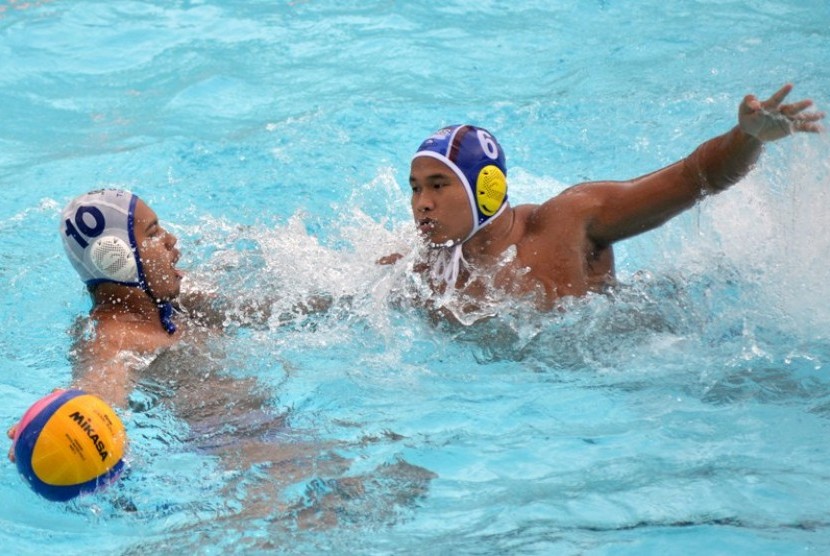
[{"left": 417, "top": 218, "right": 436, "bottom": 234}]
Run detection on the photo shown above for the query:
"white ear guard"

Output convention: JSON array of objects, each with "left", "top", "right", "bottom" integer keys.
[{"left": 88, "top": 236, "right": 139, "bottom": 283}]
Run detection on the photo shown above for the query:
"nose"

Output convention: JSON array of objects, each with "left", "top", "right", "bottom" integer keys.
[
  {"left": 164, "top": 230, "right": 178, "bottom": 249},
  {"left": 414, "top": 191, "right": 435, "bottom": 213}
]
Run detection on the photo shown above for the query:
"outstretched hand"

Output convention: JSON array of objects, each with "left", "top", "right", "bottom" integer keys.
[{"left": 739, "top": 83, "right": 824, "bottom": 142}]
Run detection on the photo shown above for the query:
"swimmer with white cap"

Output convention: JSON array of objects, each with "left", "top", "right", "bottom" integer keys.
[
  {"left": 58, "top": 189, "right": 184, "bottom": 404},
  {"left": 6, "top": 189, "right": 186, "bottom": 458},
  {"left": 52, "top": 188, "right": 330, "bottom": 407},
  {"left": 381, "top": 83, "right": 824, "bottom": 313},
  {"left": 61, "top": 189, "right": 182, "bottom": 334}
]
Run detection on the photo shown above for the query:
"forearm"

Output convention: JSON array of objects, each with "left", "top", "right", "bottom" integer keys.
[
  {"left": 71, "top": 361, "right": 132, "bottom": 408},
  {"left": 583, "top": 126, "right": 763, "bottom": 244},
  {"left": 179, "top": 289, "right": 338, "bottom": 329},
  {"left": 682, "top": 126, "right": 763, "bottom": 196}
]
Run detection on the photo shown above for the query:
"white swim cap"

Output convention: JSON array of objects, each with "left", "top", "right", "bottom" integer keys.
[{"left": 60, "top": 189, "right": 143, "bottom": 287}]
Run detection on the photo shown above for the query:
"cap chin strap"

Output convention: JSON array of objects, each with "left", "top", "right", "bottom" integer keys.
[
  {"left": 135, "top": 277, "right": 177, "bottom": 335},
  {"left": 157, "top": 300, "right": 177, "bottom": 335},
  {"left": 431, "top": 242, "right": 467, "bottom": 288},
  {"left": 134, "top": 259, "right": 176, "bottom": 335},
  {"left": 430, "top": 203, "right": 508, "bottom": 289},
  {"left": 137, "top": 264, "right": 176, "bottom": 335}
]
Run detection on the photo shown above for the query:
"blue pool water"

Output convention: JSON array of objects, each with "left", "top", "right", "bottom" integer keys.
[{"left": 1, "top": 0, "right": 830, "bottom": 554}]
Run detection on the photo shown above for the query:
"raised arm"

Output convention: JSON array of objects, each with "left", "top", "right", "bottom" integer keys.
[{"left": 572, "top": 84, "right": 823, "bottom": 246}]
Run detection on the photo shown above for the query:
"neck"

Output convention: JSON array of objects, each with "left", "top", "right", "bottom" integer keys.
[
  {"left": 90, "top": 283, "right": 165, "bottom": 325},
  {"left": 462, "top": 205, "right": 516, "bottom": 262}
]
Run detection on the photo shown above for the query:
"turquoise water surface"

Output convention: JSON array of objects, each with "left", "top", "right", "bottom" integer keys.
[{"left": 1, "top": 1, "right": 829, "bottom": 554}]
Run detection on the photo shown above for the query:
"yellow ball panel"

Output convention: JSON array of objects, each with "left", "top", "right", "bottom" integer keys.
[{"left": 31, "top": 394, "right": 126, "bottom": 486}]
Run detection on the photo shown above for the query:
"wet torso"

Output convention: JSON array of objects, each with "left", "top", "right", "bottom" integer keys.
[{"left": 430, "top": 203, "right": 616, "bottom": 310}]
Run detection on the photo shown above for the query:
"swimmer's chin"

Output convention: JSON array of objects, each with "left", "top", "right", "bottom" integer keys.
[
  {"left": 427, "top": 238, "right": 460, "bottom": 249},
  {"left": 415, "top": 229, "right": 458, "bottom": 249}
]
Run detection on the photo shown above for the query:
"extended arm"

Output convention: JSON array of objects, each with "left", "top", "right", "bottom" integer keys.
[
  {"left": 575, "top": 84, "right": 823, "bottom": 245},
  {"left": 176, "top": 287, "right": 333, "bottom": 329},
  {"left": 7, "top": 333, "right": 135, "bottom": 463}
]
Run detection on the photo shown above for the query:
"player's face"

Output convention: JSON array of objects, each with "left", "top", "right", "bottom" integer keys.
[
  {"left": 133, "top": 200, "right": 182, "bottom": 301},
  {"left": 409, "top": 156, "right": 472, "bottom": 246}
]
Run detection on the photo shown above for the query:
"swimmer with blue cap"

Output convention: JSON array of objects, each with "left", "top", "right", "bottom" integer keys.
[
  {"left": 409, "top": 124, "right": 510, "bottom": 287},
  {"left": 383, "top": 84, "right": 824, "bottom": 312}
]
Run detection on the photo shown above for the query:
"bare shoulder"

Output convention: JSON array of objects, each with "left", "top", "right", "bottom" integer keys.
[
  {"left": 84, "top": 316, "right": 177, "bottom": 360},
  {"left": 522, "top": 183, "right": 610, "bottom": 237},
  {"left": 71, "top": 316, "right": 179, "bottom": 406}
]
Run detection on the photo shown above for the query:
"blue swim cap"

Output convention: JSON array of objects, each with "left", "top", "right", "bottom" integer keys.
[{"left": 412, "top": 124, "right": 508, "bottom": 242}]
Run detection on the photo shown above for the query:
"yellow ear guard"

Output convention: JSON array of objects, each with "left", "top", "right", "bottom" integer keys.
[{"left": 476, "top": 165, "right": 507, "bottom": 217}]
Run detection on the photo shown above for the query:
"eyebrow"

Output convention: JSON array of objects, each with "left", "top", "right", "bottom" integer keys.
[
  {"left": 144, "top": 219, "right": 159, "bottom": 233},
  {"left": 409, "top": 172, "right": 453, "bottom": 183}
]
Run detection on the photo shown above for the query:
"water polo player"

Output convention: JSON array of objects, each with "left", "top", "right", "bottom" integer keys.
[
  {"left": 11, "top": 189, "right": 306, "bottom": 457},
  {"left": 9, "top": 189, "right": 434, "bottom": 515},
  {"left": 62, "top": 189, "right": 183, "bottom": 334},
  {"left": 57, "top": 189, "right": 184, "bottom": 405},
  {"left": 383, "top": 83, "right": 824, "bottom": 311},
  {"left": 6, "top": 189, "right": 182, "bottom": 461}
]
